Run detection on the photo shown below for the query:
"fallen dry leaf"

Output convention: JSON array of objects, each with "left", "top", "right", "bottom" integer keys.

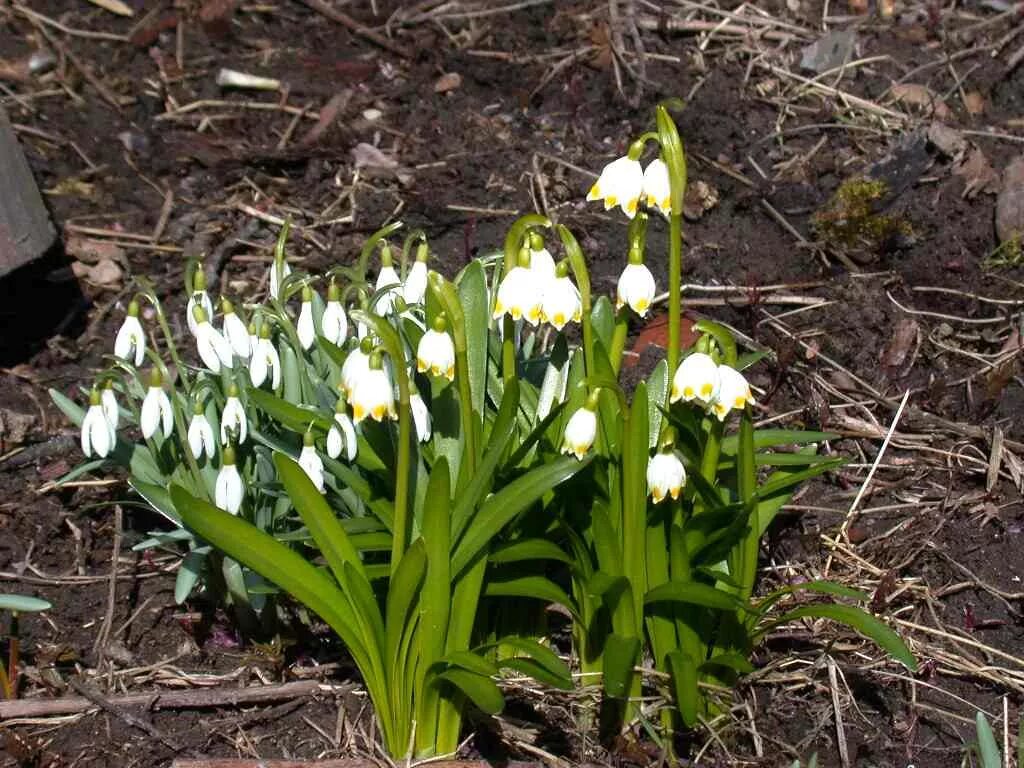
[
  {"left": 624, "top": 312, "right": 700, "bottom": 368},
  {"left": 683, "top": 180, "right": 719, "bottom": 221},
  {"left": 86, "top": 0, "right": 133, "bottom": 16},
  {"left": 880, "top": 317, "right": 919, "bottom": 378},
  {"left": 963, "top": 91, "right": 986, "bottom": 116},
  {"left": 72, "top": 258, "right": 123, "bottom": 288},
  {"left": 926, "top": 121, "right": 966, "bottom": 158},
  {"left": 352, "top": 142, "right": 398, "bottom": 172},
  {"left": 64, "top": 235, "right": 125, "bottom": 265},
  {"left": 0, "top": 409, "right": 36, "bottom": 447},
  {"left": 996, "top": 155, "right": 1024, "bottom": 244},
  {"left": 890, "top": 83, "right": 951, "bottom": 120},
  {"left": 954, "top": 147, "right": 1000, "bottom": 199},
  {"left": 434, "top": 72, "right": 462, "bottom": 94}
]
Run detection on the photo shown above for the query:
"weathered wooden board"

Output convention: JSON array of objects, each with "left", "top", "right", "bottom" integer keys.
[{"left": 0, "top": 104, "right": 56, "bottom": 278}]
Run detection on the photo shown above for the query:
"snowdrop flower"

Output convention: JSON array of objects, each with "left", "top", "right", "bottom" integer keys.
[
  {"left": 140, "top": 369, "right": 173, "bottom": 439},
  {"left": 403, "top": 244, "right": 429, "bottom": 305},
  {"left": 561, "top": 398, "right": 598, "bottom": 460},
  {"left": 101, "top": 381, "right": 119, "bottom": 431},
  {"left": 350, "top": 353, "right": 396, "bottom": 423},
  {"left": 416, "top": 315, "right": 456, "bottom": 381},
  {"left": 528, "top": 234, "right": 557, "bottom": 283},
  {"left": 642, "top": 158, "right": 672, "bottom": 217},
  {"left": 221, "top": 298, "right": 251, "bottom": 360},
  {"left": 187, "top": 399, "right": 216, "bottom": 460},
  {"left": 298, "top": 431, "right": 326, "bottom": 493},
  {"left": 215, "top": 445, "right": 244, "bottom": 514},
  {"left": 193, "top": 305, "right": 234, "bottom": 373},
  {"left": 587, "top": 154, "right": 644, "bottom": 219},
  {"left": 186, "top": 271, "right": 214, "bottom": 337},
  {"left": 541, "top": 262, "right": 582, "bottom": 332},
  {"left": 250, "top": 323, "right": 281, "bottom": 389},
  {"left": 670, "top": 352, "right": 721, "bottom": 407},
  {"left": 710, "top": 365, "right": 755, "bottom": 421},
  {"left": 269, "top": 255, "right": 291, "bottom": 301},
  {"left": 647, "top": 449, "right": 686, "bottom": 504},
  {"left": 374, "top": 247, "right": 401, "bottom": 315},
  {"left": 616, "top": 249, "right": 657, "bottom": 317},
  {"left": 493, "top": 252, "right": 542, "bottom": 326},
  {"left": 81, "top": 388, "right": 115, "bottom": 458},
  {"left": 321, "top": 282, "right": 348, "bottom": 346},
  {"left": 220, "top": 384, "right": 247, "bottom": 444},
  {"left": 114, "top": 300, "right": 146, "bottom": 366},
  {"left": 248, "top": 320, "right": 259, "bottom": 358},
  {"left": 297, "top": 285, "right": 317, "bottom": 350},
  {"left": 341, "top": 339, "right": 373, "bottom": 398},
  {"left": 410, "top": 390, "right": 432, "bottom": 443},
  {"left": 326, "top": 399, "right": 358, "bottom": 461}
]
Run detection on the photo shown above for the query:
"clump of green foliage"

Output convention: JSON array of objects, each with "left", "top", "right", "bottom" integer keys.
[
  {"left": 983, "top": 233, "right": 1023, "bottom": 269},
  {"left": 812, "top": 177, "right": 912, "bottom": 260}
]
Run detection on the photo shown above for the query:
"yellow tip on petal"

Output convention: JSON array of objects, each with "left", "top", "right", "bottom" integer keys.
[
  {"left": 683, "top": 386, "right": 694, "bottom": 399},
  {"left": 587, "top": 183, "right": 601, "bottom": 201},
  {"left": 527, "top": 306, "right": 541, "bottom": 322},
  {"left": 626, "top": 198, "right": 639, "bottom": 214},
  {"left": 700, "top": 383, "right": 713, "bottom": 398},
  {"left": 606, "top": 195, "right": 617, "bottom": 209},
  {"left": 670, "top": 486, "right": 681, "bottom": 500},
  {"left": 734, "top": 396, "right": 746, "bottom": 408},
  {"left": 353, "top": 404, "right": 366, "bottom": 422},
  {"left": 634, "top": 298, "right": 649, "bottom": 313},
  {"left": 371, "top": 404, "right": 386, "bottom": 421},
  {"left": 652, "top": 489, "right": 665, "bottom": 504},
  {"left": 417, "top": 358, "right": 428, "bottom": 372},
  {"left": 661, "top": 198, "right": 671, "bottom": 212},
  {"left": 553, "top": 312, "right": 565, "bottom": 327}
]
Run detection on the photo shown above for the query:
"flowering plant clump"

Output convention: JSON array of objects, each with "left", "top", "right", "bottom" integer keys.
[{"left": 52, "top": 105, "right": 914, "bottom": 759}]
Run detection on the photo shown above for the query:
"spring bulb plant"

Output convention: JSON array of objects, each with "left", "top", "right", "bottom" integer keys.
[{"left": 50, "top": 104, "right": 916, "bottom": 759}]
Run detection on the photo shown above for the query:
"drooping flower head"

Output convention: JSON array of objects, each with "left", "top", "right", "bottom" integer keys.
[
  {"left": 642, "top": 157, "right": 672, "bottom": 218},
  {"left": 299, "top": 430, "right": 326, "bottom": 493},
  {"left": 561, "top": 394, "right": 599, "bottom": 460},
  {"left": 114, "top": 299, "right": 146, "bottom": 367},
  {"left": 710, "top": 365, "right": 755, "bottom": 421},
  {"left": 188, "top": 398, "right": 216, "bottom": 460},
  {"left": 416, "top": 314, "right": 456, "bottom": 381},
  {"left": 350, "top": 351, "right": 396, "bottom": 423},
  {"left": 493, "top": 247, "right": 542, "bottom": 326},
  {"left": 101, "top": 380, "right": 119, "bottom": 431},
  {"left": 192, "top": 304, "right": 233, "bottom": 373},
  {"left": 221, "top": 297, "right": 251, "bottom": 360},
  {"left": 410, "top": 389, "right": 432, "bottom": 443},
  {"left": 647, "top": 447, "right": 687, "bottom": 504},
  {"left": 140, "top": 368, "right": 173, "bottom": 440},
  {"left": 250, "top": 322, "right": 281, "bottom": 389},
  {"left": 321, "top": 281, "right": 348, "bottom": 347},
  {"left": 326, "top": 397, "right": 358, "bottom": 462},
  {"left": 528, "top": 232, "right": 557, "bottom": 284},
  {"left": 220, "top": 382, "right": 247, "bottom": 445},
  {"left": 374, "top": 245, "right": 401, "bottom": 315},
  {"left": 541, "top": 261, "right": 582, "bottom": 332},
  {"left": 215, "top": 444, "right": 244, "bottom": 514},
  {"left": 616, "top": 245, "right": 656, "bottom": 318},
  {"left": 297, "top": 284, "right": 317, "bottom": 351},
  {"left": 670, "top": 351, "right": 721, "bottom": 408},
  {"left": 81, "top": 387, "right": 115, "bottom": 458},
  {"left": 186, "top": 270, "right": 214, "bottom": 337},
  {"left": 402, "top": 241, "right": 429, "bottom": 306},
  {"left": 341, "top": 337, "right": 374, "bottom": 398},
  {"left": 269, "top": 253, "right": 291, "bottom": 301},
  {"left": 587, "top": 153, "right": 644, "bottom": 219}
]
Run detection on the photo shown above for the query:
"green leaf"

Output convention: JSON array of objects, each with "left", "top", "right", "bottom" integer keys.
[
  {"left": 437, "top": 649, "right": 498, "bottom": 677},
  {"left": 457, "top": 260, "right": 489, "bottom": 419},
  {"left": 249, "top": 388, "right": 332, "bottom": 433},
  {"left": 755, "top": 580, "right": 868, "bottom": 616},
  {"left": 489, "top": 539, "right": 572, "bottom": 565},
  {"left": 174, "top": 550, "right": 204, "bottom": 603},
  {"left": 764, "top": 603, "right": 917, "bottom": 672},
  {"left": 281, "top": 344, "right": 303, "bottom": 405},
  {"left": 666, "top": 650, "right": 698, "bottom": 727},
  {"left": 976, "top": 712, "right": 1002, "bottom": 768},
  {"left": 756, "top": 459, "right": 845, "bottom": 501},
  {"left": 481, "top": 637, "right": 572, "bottom": 691},
  {"left": 131, "top": 480, "right": 182, "bottom": 526},
  {"left": 735, "top": 350, "right": 769, "bottom": 371},
  {"left": 0, "top": 594, "right": 51, "bottom": 613},
  {"left": 421, "top": 459, "right": 452, "bottom": 676},
  {"left": 385, "top": 540, "right": 426, "bottom": 694},
  {"left": 646, "top": 360, "right": 669, "bottom": 449},
  {"left": 591, "top": 295, "right": 615, "bottom": 352},
  {"left": 755, "top": 452, "right": 841, "bottom": 467},
  {"left": 602, "top": 633, "right": 640, "bottom": 698},
  {"left": 433, "top": 668, "right": 504, "bottom": 715},
  {"left": 49, "top": 387, "right": 85, "bottom": 426},
  {"left": 701, "top": 652, "right": 755, "bottom": 676},
  {"left": 485, "top": 576, "right": 580, "bottom": 621},
  {"left": 500, "top": 657, "right": 572, "bottom": 690},
  {"left": 721, "top": 429, "right": 839, "bottom": 456},
  {"left": 644, "top": 581, "right": 748, "bottom": 612}
]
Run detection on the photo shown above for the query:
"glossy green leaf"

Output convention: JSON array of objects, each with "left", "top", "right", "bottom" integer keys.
[
  {"left": 482, "top": 636, "right": 572, "bottom": 690},
  {"left": 976, "top": 712, "right": 1002, "bottom": 768},
  {"left": 437, "top": 650, "right": 498, "bottom": 677},
  {"left": 755, "top": 580, "right": 868, "bottom": 616},
  {"left": 433, "top": 668, "right": 504, "bottom": 715},
  {"left": 489, "top": 539, "right": 572, "bottom": 565},
  {"left": 485, "top": 576, "right": 579, "bottom": 621},
  {"left": 757, "top": 459, "right": 845, "bottom": 501},
  {"left": 0, "top": 594, "right": 51, "bottom": 613},
  {"left": 720, "top": 429, "right": 839, "bottom": 456},
  {"left": 644, "top": 581, "right": 748, "bottom": 612},
  {"left": 457, "top": 260, "right": 489, "bottom": 418},
  {"left": 384, "top": 540, "right": 426, "bottom": 694},
  {"left": 590, "top": 295, "right": 615, "bottom": 352},
  {"left": 49, "top": 387, "right": 84, "bottom": 426},
  {"left": 701, "top": 652, "right": 755, "bottom": 676},
  {"left": 602, "top": 633, "right": 640, "bottom": 698},
  {"left": 646, "top": 359, "right": 669, "bottom": 449},
  {"left": 249, "top": 388, "right": 332, "bottom": 433},
  {"left": 666, "top": 650, "right": 698, "bottom": 727},
  {"left": 174, "top": 550, "right": 204, "bottom": 604},
  {"left": 421, "top": 459, "right": 451, "bottom": 675},
  {"left": 281, "top": 344, "right": 303, "bottom": 405}
]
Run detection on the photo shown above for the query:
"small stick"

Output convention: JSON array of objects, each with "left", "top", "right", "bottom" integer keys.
[
  {"left": 827, "top": 658, "right": 850, "bottom": 768},
  {"left": 93, "top": 505, "right": 122, "bottom": 657},
  {"left": 296, "top": 0, "right": 409, "bottom": 59},
  {"left": 68, "top": 680, "right": 184, "bottom": 753}
]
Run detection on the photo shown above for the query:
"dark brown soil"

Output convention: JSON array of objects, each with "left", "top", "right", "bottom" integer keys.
[{"left": 2, "top": 1, "right": 1024, "bottom": 766}]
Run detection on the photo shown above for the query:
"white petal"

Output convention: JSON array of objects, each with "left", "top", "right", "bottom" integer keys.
[
  {"left": 322, "top": 301, "right": 348, "bottom": 345},
  {"left": 82, "top": 406, "right": 112, "bottom": 458},
  {"left": 642, "top": 159, "right": 672, "bottom": 216},
  {"left": 188, "top": 416, "right": 206, "bottom": 459},
  {"left": 250, "top": 345, "right": 268, "bottom": 387},
  {"left": 561, "top": 408, "right": 596, "bottom": 459},
  {"left": 403, "top": 262, "right": 428, "bottom": 305},
  {"left": 494, "top": 266, "right": 542, "bottom": 325},
  {"left": 220, "top": 398, "right": 248, "bottom": 444},
  {"left": 416, "top": 329, "right": 456, "bottom": 380},
  {"left": 587, "top": 156, "right": 644, "bottom": 218},
  {"left": 268, "top": 344, "right": 281, "bottom": 389},
  {"left": 339, "top": 415, "right": 357, "bottom": 461},
  {"left": 114, "top": 316, "right": 145, "bottom": 366},
  {"left": 616, "top": 263, "right": 656, "bottom": 317},
  {"left": 297, "top": 301, "right": 316, "bottom": 350},
  {"left": 530, "top": 248, "right": 556, "bottom": 281},
  {"left": 269, "top": 261, "right": 291, "bottom": 300},
  {"left": 299, "top": 446, "right": 325, "bottom": 492},
  {"left": 351, "top": 368, "right": 395, "bottom": 423},
  {"left": 216, "top": 465, "right": 243, "bottom": 514},
  {"left": 671, "top": 352, "right": 721, "bottom": 405},
  {"left": 101, "top": 388, "right": 119, "bottom": 431},
  {"left": 196, "top": 324, "right": 223, "bottom": 373},
  {"left": 326, "top": 426, "right": 343, "bottom": 459},
  {"left": 375, "top": 266, "right": 401, "bottom": 314},
  {"left": 541, "top": 276, "right": 581, "bottom": 331},
  {"left": 158, "top": 391, "right": 173, "bottom": 437},
  {"left": 224, "top": 313, "right": 251, "bottom": 358},
  {"left": 140, "top": 389, "right": 161, "bottom": 439},
  {"left": 411, "top": 394, "right": 431, "bottom": 442}
]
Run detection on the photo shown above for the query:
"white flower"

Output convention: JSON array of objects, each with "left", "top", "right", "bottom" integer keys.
[
  {"left": 326, "top": 408, "right": 357, "bottom": 461},
  {"left": 710, "top": 365, "right": 755, "bottom": 421},
  {"left": 647, "top": 450, "right": 686, "bottom": 504},
  {"left": 541, "top": 274, "right": 582, "bottom": 331},
  {"left": 222, "top": 300, "right": 251, "bottom": 359},
  {"left": 670, "top": 352, "right": 721, "bottom": 407},
  {"left": 81, "top": 390, "right": 114, "bottom": 458},
  {"left": 248, "top": 322, "right": 259, "bottom": 358},
  {"left": 493, "top": 266, "right": 542, "bottom": 326},
  {"left": 321, "top": 291, "right": 348, "bottom": 346},
  {"left": 561, "top": 406, "right": 597, "bottom": 460},
  {"left": 586, "top": 155, "right": 644, "bottom": 219},
  {"left": 114, "top": 302, "right": 145, "bottom": 366},
  {"left": 350, "top": 361, "right": 395, "bottom": 423},
  {"left": 101, "top": 383, "right": 119, "bottom": 431},
  {"left": 215, "top": 448, "right": 244, "bottom": 514},
  {"left": 341, "top": 345, "right": 371, "bottom": 398},
  {"left": 642, "top": 158, "right": 672, "bottom": 217},
  {"left": 250, "top": 328, "right": 281, "bottom": 389},
  {"left": 299, "top": 437, "right": 326, "bottom": 493},
  {"left": 403, "top": 260, "right": 428, "bottom": 305},
  {"left": 186, "top": 290, "right": 214, "bottom": 337},
  {"left": 269, "top": 259, "right": 291, "bottom": 300},
  {"left": 140, "top": 375, "right": 173, "bottom": 439},
  {"left": 616, "top": 262, "right": 656, "bottom": 317},
  {"left": 194, "top": 308, "right": 234, "bottom": 373},
  {"left": 374, "top": 264, "right": 401, "bottom": 315},
  {"left": 187, "top": 403, "right": 216, "bottom": 460},
  {"left": 297, "top": 294, "right": 316, "bottom": 350},
  {"left": 530, "top": 247, "right": 556, "bottom": 282},
  {"left": 410, "top": 392, "right": 431, "bottom": 442},
  {"left": 220, "top": 388, "right": 248, "bottom": 444},
  {"left": 416, "top": 327, "right": 455, "bottom": 381}
]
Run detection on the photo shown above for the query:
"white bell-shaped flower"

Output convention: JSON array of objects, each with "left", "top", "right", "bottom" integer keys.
[
  {"left": 215, "top": 446, "right": 244, "bottom": 514},
  {"left": 221, "top": 298, "right": 251, "bottom": 359},
  {"left": 530, "top": 246, "right": 556, "bottom": 283},
  {"left": 248, "top": 320, "right": 259, "bottom": 359},
  {"left": 220, "top": 385, "right": 248, "bottom": 445},
  {"left": 186, "top": 271, "right": 214, "bottom": 336},
  {"left": 374, "top": 249, "right": 401, "bottom": 315},
  {"left": 101, "top": 381, "right": 119, "bottom": 431},
  {"left": 616, "top": 258, "right": 656, "bottom": 318},
  {"left": 299, "top": 432, "right": 326, "bottom": 493},
  {"left": 587, "top": 155, "right": 644, "bottom": 219},
  {"left": 114, "top": 300, "right": 146, "bottom": 366},
  {"left": 410, "top": 391, "right": 432, "bottom": 443},
  {"left": 642, "top": 158, "right": 672, "bottom": 217},
  {"left": 250, "top": 324, "right": 282, "bottom": 389},
  {"left": 193, "top": 305, "right": 234, "bottom": 373},
  {"left": 296, "top": 286, "right": 317, "bottom": 350},
  {"left": 671, "top": 352, "right": 721, "bottom": 407},
  {"left": 341, "top": 341, "right": 372, "bottom": 398},
  {"left": 493, "top": 265, "right": 542, "bottom": 326},
  {"left": 140, "top": 369, "right": 173, "bottom": 439},
  {"left": 321, "top": 283, "right": 348, "bottom": 346},
  {"left": 561, "top": 403, "right": 597, "bottom": 460},
  {"left": 416, "top": 318, "right": 456, "bottom": 381},
  {"left": 710, "top": 365, "right": 756, "bottom": 421},
  {"left": 326, "top": 402, "right": 358, "bottom": 461},
  {"left": 187, "top": 400, "right": 216, "bottom": 460},
  {"left": 81, "top": 388, "right": 115, "bottom": 458},
  {"left": 541, "top": 264, "right": 582, "bottom": 331},
  {"left": 350, "top": 354, "right": 396, "bottom": 423},
  {"left": 647, "top": 450, "right": 686, "bottom": 504},
  {"left": 269, "top": 258, "right": 291, "bottom": 301},
  {"left": 403, "top": 258, "right": 429, "bottom": 306}
]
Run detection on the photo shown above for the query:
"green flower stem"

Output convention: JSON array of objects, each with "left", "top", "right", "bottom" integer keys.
[
  {"left": 429, "top": 272, "right": 477, "bottom": 471},
  {"left": 667, "top": 211, "right": 682, "bottom": 384},
  {"left": 698, "top": 417, "right": 724, "bottom": 513},
  {"left": 501, "top": 316, "right": 515, "bottom": 387},
  {"left": 357, "top": 222, "right": 404, "bottom": 281},
  {"left": 556, "top": 225, "right": 594, "bottom": 384},
  {"left": 609, "top": 308, "right": 630, "bottom": 376}
]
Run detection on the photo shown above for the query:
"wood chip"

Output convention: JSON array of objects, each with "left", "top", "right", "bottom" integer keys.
[
  {"left": 890, "top": 83, "right": 951, "bottom": 120},
  {"left": 996, "top": 155, "right": 1024, "bottom": 243},
  {"left": 955, "top": 147, "right": 1000, "bottom": 199},
  {"left": 963, "top": 91, "right": 986, "bottom": 115},
  {"left": 434, "top": 72, "right": 463, "bottom": 93},
  {"left": 86, "top": 0, "right": 134, "bottom": 16}
]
